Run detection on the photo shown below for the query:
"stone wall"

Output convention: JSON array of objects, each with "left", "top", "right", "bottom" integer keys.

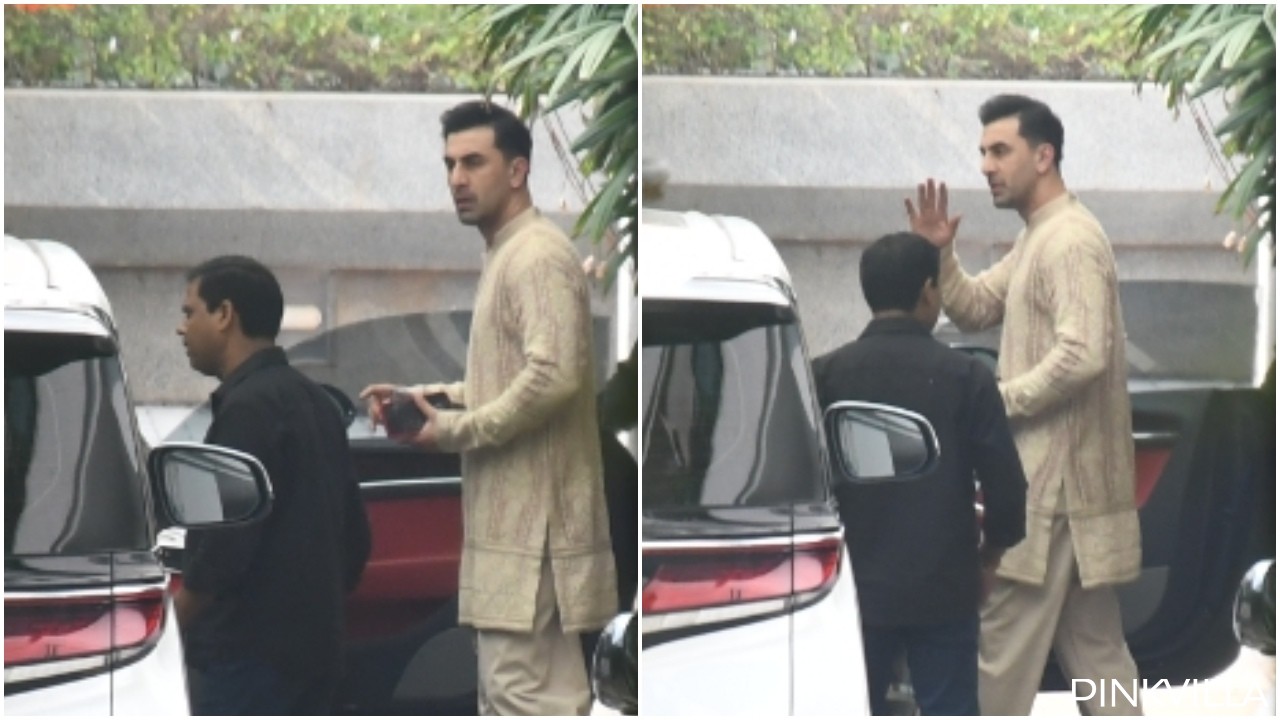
[
  {"left": 642, "top": 77, "right": 1262, "bottom": 360},
  {"left": 4, "top": 90, "right": 623, "bottom": 403}
]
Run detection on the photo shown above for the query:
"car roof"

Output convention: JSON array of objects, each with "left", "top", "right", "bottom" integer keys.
[
  {"left": 641, "top": 209, "right": 792, "bottom": 305},
  {"left": 4, "top": 235, "right": 115, "bottom": 325}
]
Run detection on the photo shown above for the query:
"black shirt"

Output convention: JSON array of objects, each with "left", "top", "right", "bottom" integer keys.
[
  {"left": 183, "top": 347, "right": 371, "bottom": 677},
  {"left": 813, "top": 317, "right": 1025, "bottom": 627}
]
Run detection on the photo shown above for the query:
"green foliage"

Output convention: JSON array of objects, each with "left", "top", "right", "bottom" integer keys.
[
  {"left": 1125, "top": 4, "right": 1276, "bottom": 263},
  {"left": 472, "top": 4, "right": 637, "bottom": 293},
  {"left": 643, "top": 5, "right": 1135, "bottom": 80},
  {"left": 3, "top": 4, "right": 487, "bottom": 91}
]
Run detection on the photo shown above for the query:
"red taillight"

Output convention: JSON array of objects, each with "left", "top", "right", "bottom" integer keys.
[
  {"left": 1134, "top": 447, "right": 1171, "bottom": 508},
  {"left": 4, "top": 587, "right": 166, "bottom": 681},
  {"left": 642, "top": 536, "right": 842, "bottom": 617}
]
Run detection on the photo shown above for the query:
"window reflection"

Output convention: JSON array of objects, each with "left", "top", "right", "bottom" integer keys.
[
  {"left": 642, "top": 301, "right": 824, "bottom": 509},
  {"left": 4, "top": 332, "right": 147, "bottom": 556}
]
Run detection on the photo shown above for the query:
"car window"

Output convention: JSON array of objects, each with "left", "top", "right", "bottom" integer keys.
[
  {"left": 5, "top": 331, "right": 149, "bottom": 556},
  {"left": 936, "top": 281, "right": 1257, "bottom": 383},
  {"left": 642, "top": 299, "right": 826, "bottom": 509},
  {"left": 151, "top": 310, "right": 612, "bottom": 453},
  {"left": 1119, "top": 281, "right": 1255, "bottom": 382}
]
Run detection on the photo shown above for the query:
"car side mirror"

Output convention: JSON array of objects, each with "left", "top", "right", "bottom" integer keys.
[
  {"left": 824, "top": 401, "right": 940, "bottom": 482},
  {"left": 1233, "top": 558, "right": 1276, "bottom": 655},
  {"left": 148, "top": 443, "right": 273, "bottom": 526},
  {"left": 591, "top": 612, "right": 637, "bottom": 715}
]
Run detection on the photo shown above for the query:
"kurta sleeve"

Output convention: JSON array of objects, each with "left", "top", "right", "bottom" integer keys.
[
  {"left": 433, "top": 240, "right": 589, "bottom": 452},
  {"left": 938, "top": 241, "right": 1019, "bottom": 333},
  {"left": 998, "top": 226, "right": 1114, "bottom": 420}
]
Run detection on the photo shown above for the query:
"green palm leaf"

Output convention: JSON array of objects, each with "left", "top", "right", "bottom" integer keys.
[
  {"left": 470, "top": 4, "right": 637, "bottom": 293},
  {"left": 1128, "top": 3, "right": 1275, "bottom": 261}
]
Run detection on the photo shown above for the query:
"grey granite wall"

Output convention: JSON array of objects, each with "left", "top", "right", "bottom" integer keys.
[
  {"left": 642, "top": 77, "right": 1259, "bottom": 357},
  {"left": 5, "top": 90, "right": 622, "bottom": 403}
]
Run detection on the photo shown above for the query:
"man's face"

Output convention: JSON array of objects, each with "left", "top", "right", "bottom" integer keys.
[
  {"left": 979, "top": 116, "right": 1048, "bottom": 212},
  {"left": 443, "top": 126, "right": 523, "bottom": 228},
  {"left": 177, "top": 280, "right": 225, "bottom": 378}
]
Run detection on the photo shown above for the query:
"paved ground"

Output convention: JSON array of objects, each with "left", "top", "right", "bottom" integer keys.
[{"left": 1031, "top": 648, "right": 1275, "bottom": 716}]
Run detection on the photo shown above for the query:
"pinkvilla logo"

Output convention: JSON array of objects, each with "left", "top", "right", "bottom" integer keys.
[{"left": 1072, "top": 678, "right": 1269, "bottom": 709}]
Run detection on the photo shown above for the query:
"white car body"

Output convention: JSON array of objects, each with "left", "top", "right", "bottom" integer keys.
[
  {"left": 643, "top": 548, "right": 868, "bottom": 715},
  {"left": 640, "top": 210, "right": 870, "bottom": 715},
  {"left": 3, "top": 593, "right": 189, "bottom": 716},
  {"left": 4, "top": 236, "right": 190, "bottom": 715}
]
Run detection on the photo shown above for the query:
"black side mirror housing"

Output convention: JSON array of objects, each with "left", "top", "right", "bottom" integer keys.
[
  {"left": 1234, "top": 559, "right": 1276, "bottom": 655},
  {"left": 592, "top": 611, "right": 638, "bottom": 714}
]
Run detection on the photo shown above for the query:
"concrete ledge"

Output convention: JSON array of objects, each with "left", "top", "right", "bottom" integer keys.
[
  {"left": 642, "top": 77, "right": 1230, "bottom": 192},
  {"left": 649, "top": 186, "right": 1235, "bottom": 247},
  {"left": 4, "top": 90, "right": 587, "bottom": 212},
  {"left": 4, "top": 90, "right": 614, "bottom": 404},
  {"left": 642, "top": 77, "right": 1263, "bottom": 365},
  {"left": 3, "top": 206, "right": 585, "bottom": 272}
]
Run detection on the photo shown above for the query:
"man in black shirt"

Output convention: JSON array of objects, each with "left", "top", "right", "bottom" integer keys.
[
  {"left": 175, "top": 255, "right": 371, "bottom": 714},
  {"left": 813, "top": 232, "right": 1026, "bottom": 715}
]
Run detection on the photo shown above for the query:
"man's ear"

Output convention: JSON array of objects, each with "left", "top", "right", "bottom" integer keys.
[
  {"left": 1035, "top": 143, "right": 1055, "bottom": 174},
  {"left": 212, "top": 299, "right": 236, "bottom": 333},
  {"left": 920, "top": 277, "right": 940, "bottom": 306},
  {"left": 508, "top": 156, "right": 530, "bottom": 189},
  {"left": 913, "top": 278, "right": 927, "bottom": 310}
]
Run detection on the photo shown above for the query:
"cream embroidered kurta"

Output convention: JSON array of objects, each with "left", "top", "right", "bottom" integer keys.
[
  {"left": 939, "top": 193, "right": 1140, "bottom": 588},
  {"left": 431, "top": 207, "right": 617, "bottom": 633}
]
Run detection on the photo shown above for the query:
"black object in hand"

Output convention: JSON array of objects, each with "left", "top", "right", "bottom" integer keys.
[{"left": 383, "top": 391, "right": 451, "bottom": 437}]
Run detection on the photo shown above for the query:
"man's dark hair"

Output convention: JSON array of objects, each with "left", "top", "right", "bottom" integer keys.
[
  {"left": 187, "top": 255, "right": 284, "bottom": 340},
  {"left": 979, "top": 94, "right": 1065, "bottom": 169},
  {"left": 440, "top": 99, "right": 533, "bottom": 163},
  {"left": 860, "top": 232, "right": 940, "bottom": 313}
]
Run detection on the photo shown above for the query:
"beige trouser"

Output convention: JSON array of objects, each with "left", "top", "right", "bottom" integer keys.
[
  {"left": 980, "top": 513, "right": 1143, "bottom": 716},
  {"left": 475, "top": 552, "right": 591, "bottom": 716}
]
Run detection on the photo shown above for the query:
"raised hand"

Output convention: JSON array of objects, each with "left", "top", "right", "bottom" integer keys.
[{"left": 905, "top": 178, "right": 962, "bottom": 249}]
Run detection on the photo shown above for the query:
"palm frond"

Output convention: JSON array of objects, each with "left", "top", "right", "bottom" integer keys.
[
  {"left": 472, "top": 3, "right": 638, "bottom": 293},
  {"left": 1127, "top": 3, "right": 1276, "bottom": 261}
]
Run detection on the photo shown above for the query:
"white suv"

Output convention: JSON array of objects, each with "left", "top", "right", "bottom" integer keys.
[
  {"left": 4, "top": 236, "right": 270, "bottom": 714},
  {"left": 636, "top": 211, "right": 938, "bottom": 714}
]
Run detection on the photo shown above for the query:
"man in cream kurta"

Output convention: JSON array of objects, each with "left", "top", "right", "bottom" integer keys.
[
  {"left": 362, "top": 100, "right": 616, "bottom": 715},
  {"left": 906, "top": 94, "right": 1142, "bottom": 715}
]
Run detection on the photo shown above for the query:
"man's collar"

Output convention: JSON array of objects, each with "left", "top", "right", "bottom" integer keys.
[
  {"left": 860, "top": 315, "right": 932, "bottom": 338},
  {"left": 1026, "top": 191, "right": 1075, "bottom": 230},
  {"left": 490, "top": 206, "right": 541, "bottom": 252},
  {"left": 211, "top": 346, "right": 287, "bottom": 412}
]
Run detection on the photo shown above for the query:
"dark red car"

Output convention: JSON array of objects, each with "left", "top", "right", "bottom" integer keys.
[{"left": 155, "top": 310, "right": 636, "bottom": 714}]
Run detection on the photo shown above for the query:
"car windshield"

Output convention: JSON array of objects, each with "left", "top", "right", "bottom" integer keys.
[
  {"left": 5, "top": 331, "right": 149, "bottom": 556},
  {"left": 149, "top": 310, "right": 614, "bottom": 445},
  {"left": 642, "top": 299, "right": 826, "bottom": 510}
]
